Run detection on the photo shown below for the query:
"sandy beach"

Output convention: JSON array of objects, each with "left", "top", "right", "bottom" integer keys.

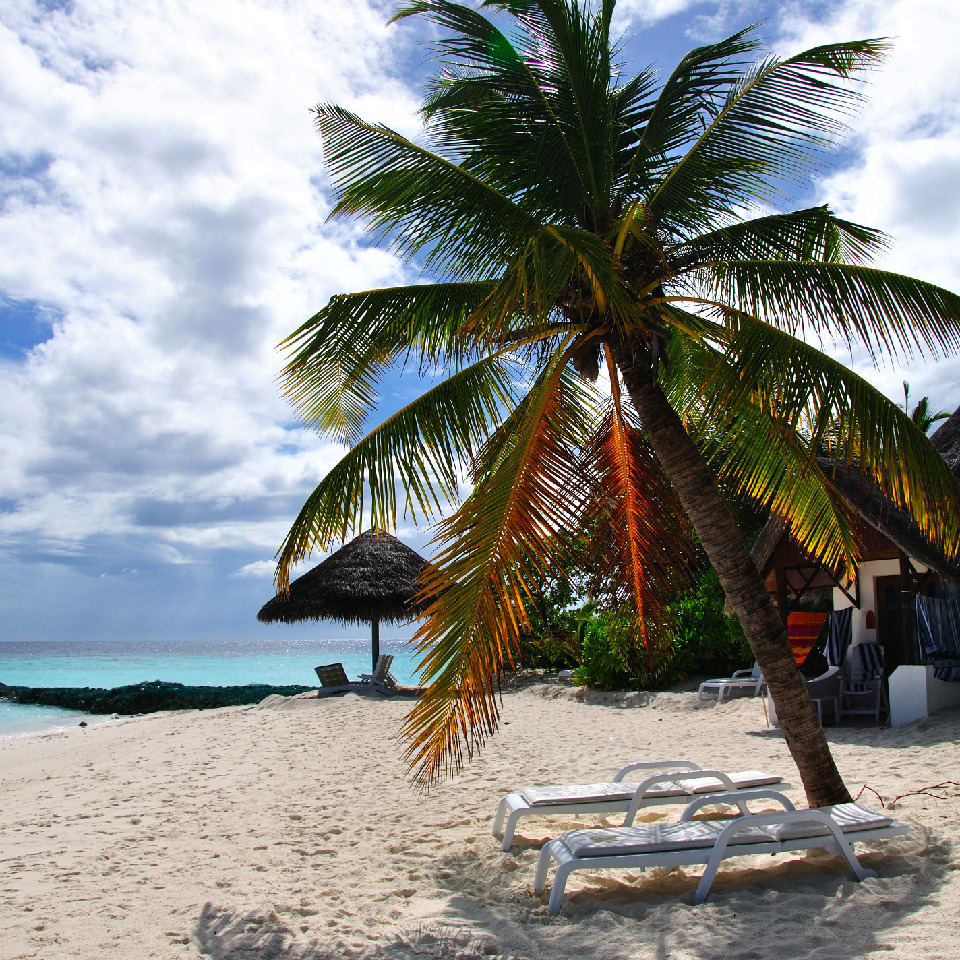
[{"left": 2, "top": 682, "right": 959, "bottom": 960}]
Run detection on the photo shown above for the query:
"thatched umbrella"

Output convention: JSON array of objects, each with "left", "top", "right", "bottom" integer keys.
[{"left": 257, "top": 530, "right": 429, "bottom": 671}]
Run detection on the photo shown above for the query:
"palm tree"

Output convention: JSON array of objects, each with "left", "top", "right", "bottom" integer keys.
[
  {"left": 903, "top": 382, "right": 951, "bottom": 434},
  {"left": 273, "top": 0, "right": 960, "bottom": 805}
]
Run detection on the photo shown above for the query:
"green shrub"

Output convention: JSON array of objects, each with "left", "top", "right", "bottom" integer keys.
[
  {"left": 665, "top": 568, "right": 753, "bottom": 680},
  {"left": 574, "top": 613, "right": 633, "bottom": 689}
]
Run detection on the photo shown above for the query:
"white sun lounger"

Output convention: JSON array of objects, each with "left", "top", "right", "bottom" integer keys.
[
  {"left": 698, "top": 663, "right": 764, "bottom": 702},
  {"left": 534, "top": 788, "right": 907, "bottom": 913},
  {"left": 492, "top": 760, "right": 784, "bottom": 851}
]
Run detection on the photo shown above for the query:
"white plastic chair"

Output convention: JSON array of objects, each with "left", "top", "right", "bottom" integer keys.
[
  {"left": 360, "top": 654, "right": 398, "bottom": 693},
  {"left": 534, "top": 789, "right": 906, "bottom": 913},
  {"left": 492, "top": 760, "right": 784, "bottom": 851},
  {"left": 697, "top": 664, "right": 764, "bottom": 702}
]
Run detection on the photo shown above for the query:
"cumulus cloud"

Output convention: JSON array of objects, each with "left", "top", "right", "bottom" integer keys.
[
  {"left": 776, "top": 0, "right": 960, "bottom": 410},
  {"left": 0, "top": 0, "right": 422, "bottom": 579}
]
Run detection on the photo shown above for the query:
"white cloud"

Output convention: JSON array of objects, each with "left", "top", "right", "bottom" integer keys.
[
  {"left": 613, "top": 0, "right": 703, "bottom": 27},
  {"left": 775, "top": 0, "right": 960, "bottom": 411},
  {"left": 0, "top": 0, "right": 423, "bottom": 577},
  {"left": 229, "top": 559, "right": 276, "bottom": 579}
]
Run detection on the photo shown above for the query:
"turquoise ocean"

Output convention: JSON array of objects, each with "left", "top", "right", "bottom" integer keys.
[{"left": 0, "top": 639, "right": 423, "bottom": 740}]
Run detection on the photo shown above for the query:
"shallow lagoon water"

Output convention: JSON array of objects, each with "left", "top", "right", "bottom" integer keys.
[{"left": 0, "top": 638, "right": 423, "bottom": 738}]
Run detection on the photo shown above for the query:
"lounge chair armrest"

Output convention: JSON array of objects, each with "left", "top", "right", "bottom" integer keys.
[
  {"left": 680, "top": 788, "right": 795, "bottom": 821},
  {"left": 612, "top": 759, "right": 701, "bottom": 782},
  {"left": 621, "top": 769, "right": 735, "bottom": 826},
  {"left": 731, "top": 668, "right": 755, "bottom": 679}
]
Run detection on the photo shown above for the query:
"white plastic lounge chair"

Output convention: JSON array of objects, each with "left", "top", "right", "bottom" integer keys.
[
  {"left": 492, "top": 760, "right": 784, "bottom": 851},
  {"left": 314, "top": 659, "right": 394, "bottom": 697},
  {"left": 534, "top": 788, "right": 906, "bottom": 913},
  {"left": 697, "top": 664, "right": 764, "bottom": 702},
  {"left": 360, "top": 654, "right": 398, "bottom": 693}
]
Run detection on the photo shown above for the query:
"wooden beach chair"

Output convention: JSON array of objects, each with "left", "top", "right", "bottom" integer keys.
[
  {"left": 534, "top": 788, "right": 907, "bottom": 913},
  {"left": 492, "top": 760, "right": 784, "bottom": 851}
]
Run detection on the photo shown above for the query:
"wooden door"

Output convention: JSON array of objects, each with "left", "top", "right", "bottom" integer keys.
[{"left": 874, "top": 575, "right": 907, "bottom": 675}]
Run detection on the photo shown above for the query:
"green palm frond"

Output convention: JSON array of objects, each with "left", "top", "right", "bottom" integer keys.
[
  {"left": 274, "top": 354, "right": 520, "bottom": 589},
  {"left": 702, "top": 317, "right": 960, "bottom": 558},
  {"left": 689, "top": 261, "right": 960, "bottom": 361},
  {"left": 661, "top": 326, "right": 860, "bottom": 574},
  {"left": 398, "top": 0, "right": 586, "bottom": 219},
  {"left": 402, "top": 345, "right": 600, "bottom": 784},
  {"left": 674, "top": 206, "right": 887, "bottom": 268},
  {"left": 706, "top": 399, "right": 861, "bottom": 577},
  {"left": 618, "top": 26, "right": 761, "bottom": 199},
  {"left": 316, "top": 104, "right": 543, "bottom": 276},
  {"left": 647, "top": 39, "right": 888, "bottom": 233},
  {"left": 281, "top": 282, "right": 499, "bottom": 445}
]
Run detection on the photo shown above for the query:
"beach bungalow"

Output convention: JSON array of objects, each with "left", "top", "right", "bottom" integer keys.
[{"left": 752, "top": 406, "right": 960, "bottom": 725}]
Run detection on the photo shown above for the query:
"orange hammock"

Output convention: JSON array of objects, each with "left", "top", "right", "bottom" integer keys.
[{"left": 786, "top": 612, "right": 829, "bottom": 664}]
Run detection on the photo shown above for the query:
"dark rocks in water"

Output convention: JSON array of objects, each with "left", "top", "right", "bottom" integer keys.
[{"left": 0, "top": 680, "right": 314, "bottom": 716}]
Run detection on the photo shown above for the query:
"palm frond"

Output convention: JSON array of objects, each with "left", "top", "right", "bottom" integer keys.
[
  {"left": 281, "top": 282, "right": 499, "bottom": 445},
  {"left": 687, "top": 261, "right": 960, "bottom": 362},
  {"left": 274, "top": 355, "right": 520, "bottom": 589},
  {"left": 674, "top": 206, "right": 887, "bottom": 268},
  {"left": 617, "top": 25, "right": 761, "bottom": 200},
  {"left": 402, "top": 343, "right": 601, "bottom": 785},
  {"left": 646, "top": 39, "right": 888, "bottom": 233},
  {"left": 316, "top": 103, "right": 543, "bottom": 277},
  {"left": 579, "top": 349, "right": 696, "bottom": 626},
  {"left": 702, "top": 317, "right": 960, "bottom": 560}
]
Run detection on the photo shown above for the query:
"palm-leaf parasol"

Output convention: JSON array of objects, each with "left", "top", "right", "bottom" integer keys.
[{"left": 257, "top": 530, "right": 428, "bottom": 671}]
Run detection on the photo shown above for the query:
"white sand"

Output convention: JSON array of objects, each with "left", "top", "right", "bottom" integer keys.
[{"left": 2, "top": 683, "right": 959, "bottom": 959}]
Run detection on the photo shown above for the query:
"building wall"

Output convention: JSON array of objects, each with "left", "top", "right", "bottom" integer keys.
[{"left": 833, "top": 558, "right": 930, "bottom": 649}]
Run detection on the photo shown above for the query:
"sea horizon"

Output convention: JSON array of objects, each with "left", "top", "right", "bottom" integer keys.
[{"left": 0, "top": 637, "right": 424, "bottom": 739}]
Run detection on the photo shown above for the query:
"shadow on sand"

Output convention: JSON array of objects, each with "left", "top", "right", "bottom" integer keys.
[{"left": 193, "top": 819, "right": 952, "bottom": 960}]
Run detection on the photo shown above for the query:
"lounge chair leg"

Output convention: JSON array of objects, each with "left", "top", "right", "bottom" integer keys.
[
  {"left": 533, "top": 843, "right": 555, "bottom": 894},
  {"left": 694, "top": 847, "right": 726, "bottom": 904},
  {"left": 501, "top": 812, "right": 522, "bottom": 852},
  {"left": 548, "top": 862, "right": 574, "bottom": 914},
  {"left": 492, "top": 798, "right": 507, "bottom": 839}
]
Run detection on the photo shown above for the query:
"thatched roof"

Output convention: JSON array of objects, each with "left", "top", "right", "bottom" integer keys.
[
  {"left": 815, "top": 458, "right": 960, "bottom": 583},
  {"left": 931, "top": 404, "right": 960, "bottom": 481},
  {"left": 257, "top": 530, "right": 430, "bottom": 625},
  {"left": 752, "top": 457, "right": 960, "bottom": 585}
]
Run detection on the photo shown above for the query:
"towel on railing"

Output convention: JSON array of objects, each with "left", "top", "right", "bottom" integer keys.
[
  {"left": 847, "top": 642, "right": 884, "bottom": 692},
  {"left": 825, "top": 608, "right": 853, "bottom": 668},
  {"left": 916, "top": 595, "right": 960, "bottom": 682},
  {"left": 786, "top": 612, "right": 829, "bottom": 664}
]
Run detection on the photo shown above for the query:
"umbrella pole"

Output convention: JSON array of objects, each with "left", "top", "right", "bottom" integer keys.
[{"left": 371, "top": 618, "right": 380, "bottom": 672}]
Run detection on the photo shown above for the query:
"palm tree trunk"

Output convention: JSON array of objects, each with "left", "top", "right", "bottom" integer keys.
[{"left": 611, "top": 338, "right": 851, "bottom": 807}]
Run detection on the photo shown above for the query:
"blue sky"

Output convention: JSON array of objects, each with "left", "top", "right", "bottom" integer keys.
[{"left": 1, "top": 0, "right": 959, "bottom": 645}]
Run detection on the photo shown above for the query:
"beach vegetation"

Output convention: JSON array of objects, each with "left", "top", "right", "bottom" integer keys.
[{"left": 274, "top": 0, "right": 960, "bottom": 804}]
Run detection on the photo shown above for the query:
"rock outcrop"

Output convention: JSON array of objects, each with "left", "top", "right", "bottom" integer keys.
[{"left": 0, "top": 680, "right": 315, "bottom": 715}]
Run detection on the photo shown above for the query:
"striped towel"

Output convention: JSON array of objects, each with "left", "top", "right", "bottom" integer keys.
[
  {"left": 825, "top": 608, "right": 853, "bottom": 668},
  {"left": 848, "top": 643, "right": 884, "bottom": 691},
  {"left": 916, "top": 596, "right": 960, "bottom": 682},
  {"left": 787, "top": 612, "right": 829, "bottom": 664}
]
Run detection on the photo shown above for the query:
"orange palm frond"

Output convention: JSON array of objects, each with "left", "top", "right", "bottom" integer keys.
[
  {"left": 578, "top": 350, "right": 697, "bottom": 647},
  {"left": 401, "top": 344, "right": 600, "bottom": 786}
]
